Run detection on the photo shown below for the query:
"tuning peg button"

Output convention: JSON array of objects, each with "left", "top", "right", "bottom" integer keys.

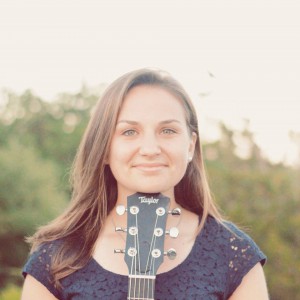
[
  {"left": 166, "top": 227, "right": 179, "bottom": 238},
  {"left": 168, "top": 208, "right": 181, "bottom": 216},
  {"left": 114, "top": 249, "right": 125, "bottom": 254},
  {"left": 115, "top": 227, "right": 127, "bottom": 233},
  {"left": 116, "top": 205, "right": 127, "bottom": 216},
  {"left": 164, "top": 248, "right": 177, "bottom": 260}
]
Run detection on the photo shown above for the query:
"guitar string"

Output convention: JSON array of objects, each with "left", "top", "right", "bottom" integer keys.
[
  {"left": 151, "top": 257, "right": 155, "bottom": 299},
  {"left": 129, "top": 214, "right": 137, "bottom": 300},
  {"left": 134, "top": 213, "right": 138, "bottom": 300},
  {"left": 148, "top": 235, "right": 157, "bottom": 300},
  {"left": 129, "top": 243, "right": 133, "bottom": 299},
  {"left": 135, "top": 213, "right": 141, "bottom": 300},
  {"left": 144, "top": 215, "right": 158, "bottom": 300},
  {"left": 143, "top": 213, "right": 159, "bottom": 280},
  {"left": 131, "top": 226, "right": 137, "bottom": 300},
  {"left": 112, "top": 205, "right": 183, "bottom": 300}
]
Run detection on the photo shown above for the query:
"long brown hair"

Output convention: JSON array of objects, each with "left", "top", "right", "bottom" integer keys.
[{"left": 28, "top": 68, "right": 223, "bottom": 287}]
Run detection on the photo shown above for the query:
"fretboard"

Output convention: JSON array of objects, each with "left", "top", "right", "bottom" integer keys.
[{"left": 127, "top": 276, "right": 156, "bottom": 300}]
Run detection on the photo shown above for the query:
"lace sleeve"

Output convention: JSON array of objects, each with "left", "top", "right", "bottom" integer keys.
[
  {"left": 22, "top": 242, "right": 61, "bottom": 299},
  {"left": 225, "top": 222, "right": 266, "bottom": 298}
]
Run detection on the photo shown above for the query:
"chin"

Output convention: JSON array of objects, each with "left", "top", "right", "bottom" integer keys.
[
  {"left": 136, "top": 188, "right": 162, "bottom": 194},
  {"left": 117, "top": 180, "right": 175, "bottom": 198},
  {"left": 134, "top": 185, "right": 173, "bottom": 196}
]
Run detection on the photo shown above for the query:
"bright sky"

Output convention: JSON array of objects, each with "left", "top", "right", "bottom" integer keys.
[{"left": 1, "top": 0, "right": 300, "bottom": 165}]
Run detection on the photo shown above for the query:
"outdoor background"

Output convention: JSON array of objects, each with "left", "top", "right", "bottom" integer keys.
[{"left": 0, "top": 1, "right": 300, "bottom": 299}]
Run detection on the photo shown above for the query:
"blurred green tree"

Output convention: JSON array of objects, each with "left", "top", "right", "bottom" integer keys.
[
  {"left": 204, "top": 122, "right": 300, "bottom": 300},
  {"left": 0, "top": 85, "right": 100, "bottom": 287},
  {"left": 0, "top": 284, "right": 21, "bottom": 300},
  {"left": 0, "top": 139, "right": 68, "bottom": 287},
  {"left": 0, "top": 87, "right": 99, "bottom": 193}
]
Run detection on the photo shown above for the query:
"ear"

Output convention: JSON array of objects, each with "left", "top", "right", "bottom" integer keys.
[{"left": 188, "top": 132, "right": 197, "bottom": 160}]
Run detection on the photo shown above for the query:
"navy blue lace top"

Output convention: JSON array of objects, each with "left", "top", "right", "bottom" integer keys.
[{"left": 23, "top": 217, "right": 266, "bottom": 299}]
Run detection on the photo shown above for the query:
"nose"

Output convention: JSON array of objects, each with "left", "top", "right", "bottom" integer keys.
[{"left": 139, "top": 132, "right": 161, "bottom": 156}]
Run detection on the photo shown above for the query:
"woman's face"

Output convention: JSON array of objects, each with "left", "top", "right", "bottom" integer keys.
[{"left": 108, "top": 85, "right": 196, "bottom": 199}]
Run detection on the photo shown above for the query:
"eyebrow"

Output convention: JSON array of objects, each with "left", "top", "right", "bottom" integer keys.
[{"left": 116, "top": 119, "right": 182, "bottom": 125}]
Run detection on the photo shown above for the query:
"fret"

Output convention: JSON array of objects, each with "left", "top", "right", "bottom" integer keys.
[
  {"left": 128, "top": 277, "right": 155, "bottom": 300},
  {"left": 129, "top": 275, "right": 156, "bottom": 279},
  {"left": 127, "top": 298, "right": 154, "bottom": 300},
  {"left": 127, "top": 297, "right": 155, "bottom": 300}
]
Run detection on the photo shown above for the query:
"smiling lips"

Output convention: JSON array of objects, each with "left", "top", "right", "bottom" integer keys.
[{"left": 133, "top": 163, "right": 167, "bottom": 172}]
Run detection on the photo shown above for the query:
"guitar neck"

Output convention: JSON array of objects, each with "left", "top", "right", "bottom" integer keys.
[{"left": 127, "top": 276, "right": 156, "bottom": 300}]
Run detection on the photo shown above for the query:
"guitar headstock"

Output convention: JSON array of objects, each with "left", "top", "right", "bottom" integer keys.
[{"left": 114, "top": 192, "right": 180, "bottom": 277}]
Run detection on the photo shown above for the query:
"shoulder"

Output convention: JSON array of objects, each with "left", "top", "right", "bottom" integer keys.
[
  {"left": 22, "top": 240, "right": 62, "bottom": 299},
  {"left": 23, "top": 239, "right": 62, "bottom": 273},
  {"left": 219, "top": 220, "right": 266, "bottom": 266},
  {"left": 196, "top": 216, "right": 265, "bottom": 266},
  {"left": 201, "top": 216, "right": 266, "bottom": 261},
  {"left": 198, "top": 216, "right": 267, "bottom": 297}
]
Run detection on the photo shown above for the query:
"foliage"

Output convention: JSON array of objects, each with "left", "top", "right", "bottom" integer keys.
[
  {"left": 0, "top": 139, "right": 69, "bottom": 288},
  {"left": 0, "top": 87, "right": 299, "bottom": 299},
  {"left": 0, "top": 86, "right": 99, "bottom": 288},
  {"left": 0, "top": 284, "right": 21, "bottom": 300},
  {"left": 204, "top": 124, "right": 300, "bottom": 299},
  {"left": 0, "top": 139, "right": 67, "bottom": 234}
]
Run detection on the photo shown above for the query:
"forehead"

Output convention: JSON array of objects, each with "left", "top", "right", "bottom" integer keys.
[{"left": 118, "top": 85, "right": 187, "bottom": 121}]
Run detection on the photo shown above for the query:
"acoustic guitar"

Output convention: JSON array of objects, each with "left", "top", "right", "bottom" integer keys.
[{"left": 114, "top": 192, "right": 181, "bottom": 300}]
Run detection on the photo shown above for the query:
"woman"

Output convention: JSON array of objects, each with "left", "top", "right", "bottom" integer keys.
[{"left": 22, "top": 68, "right": 269, "bottom": 299}]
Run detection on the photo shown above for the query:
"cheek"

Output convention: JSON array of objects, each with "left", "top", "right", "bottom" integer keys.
[
  {"left": 108, "top": 140, "right": 134, "bottom": 167},
  {"left": 170, "top": 147, "right": 190, "bottom": 171},
  {"left": 177, "top": 138, "right": 192, "bottom": 158},
  {"left": 109, "top": 139, "right": 123, "bottom": 159}
]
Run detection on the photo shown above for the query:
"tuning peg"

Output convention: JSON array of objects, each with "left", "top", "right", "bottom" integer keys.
[
  {"left": 164, "top": 248, "right": 177, "bottom": 260},
  {"left": 166, "top": 227, "right": 179, "bottom": 238},
  {"left": 114, "top": 249, "right": 125, "bottom": 254},
  {"left": 168, "top": 208, "right": 181, "bottom": 216},
  {"left": 116, "top": 205, "right": 127, "bottom": 216},
  {"left": 115, "top": 227, "right": 127, "bottom": 233}
]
